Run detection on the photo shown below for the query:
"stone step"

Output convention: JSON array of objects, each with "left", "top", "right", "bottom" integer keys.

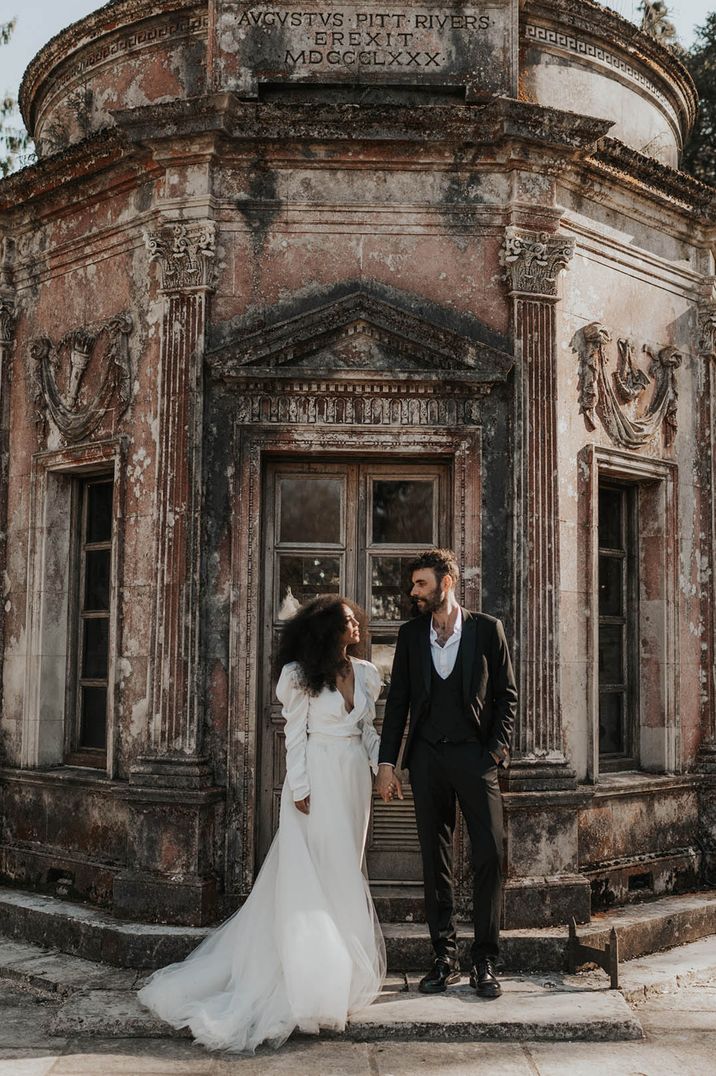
[
  {"left": 370, "top": 883, "right": 425, "bottom": 923},
  {"left": 45, "top": 975, "right": 644, "bottom": 1044},
  {"left": 0, "top": 883, "right": 714, "bottom": 973},
  {"left": 4, "top": 932, "right": 716, "bottom": 1046},
  {"left": 384, "top": 890, "right": 716, "bottom": 972}
]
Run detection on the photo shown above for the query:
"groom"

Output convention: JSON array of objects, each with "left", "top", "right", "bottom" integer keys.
[{"left": 376, "top": 548, "right": 517, "bottom": 998}]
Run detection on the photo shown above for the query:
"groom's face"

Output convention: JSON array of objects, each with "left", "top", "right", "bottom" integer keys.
[{"left": 410, "top": 568, "right": 446, "bottom": 614}]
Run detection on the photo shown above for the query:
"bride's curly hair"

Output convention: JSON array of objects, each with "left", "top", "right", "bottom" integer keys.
[{"left": 277, "top": 595, "right": 367, "bottom": 696}]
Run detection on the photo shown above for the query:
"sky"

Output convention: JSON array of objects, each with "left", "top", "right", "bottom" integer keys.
[{"left": 1, "top": 0, "right": 714, "bottom": 106}]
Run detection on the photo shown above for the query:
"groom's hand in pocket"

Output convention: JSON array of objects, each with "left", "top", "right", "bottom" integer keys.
[{"left": 294, "top": 796, "right": 310, "bottom": 814}]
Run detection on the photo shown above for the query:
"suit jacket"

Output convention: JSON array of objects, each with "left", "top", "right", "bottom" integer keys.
[{"left": 378, "top": 608, "right": 517, "bottom": 772}]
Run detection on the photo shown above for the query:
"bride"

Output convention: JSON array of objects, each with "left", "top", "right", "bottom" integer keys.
[{"left": 137, "top": 596, "right": 387, "bottom": 1053}]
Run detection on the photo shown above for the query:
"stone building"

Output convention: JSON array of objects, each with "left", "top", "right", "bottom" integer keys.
[{"left": 0, "top": 0, "right": 714, "bottom": 942}]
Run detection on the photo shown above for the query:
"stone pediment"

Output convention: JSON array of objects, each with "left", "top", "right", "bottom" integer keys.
[{"left": 207, "top": 285, "right": 514, "bottom": 382}]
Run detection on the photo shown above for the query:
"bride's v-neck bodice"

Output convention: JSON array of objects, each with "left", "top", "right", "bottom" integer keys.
[{"left": 276, "top": 657, "right": 383, "bottom": 802}]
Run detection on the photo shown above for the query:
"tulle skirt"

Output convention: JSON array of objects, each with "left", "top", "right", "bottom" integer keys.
[{"left": 137, "top": 733, "right": 386, "bottom": 1053}]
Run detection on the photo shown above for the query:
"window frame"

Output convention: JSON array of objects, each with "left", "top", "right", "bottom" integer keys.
[
  {"left": 65, "top": 474, "right": 115, "bottom": 768},
  {"left": 22, "top": 438, "right": 125, "bottom": 777},
  {"left": 597, "top": 480, "right": 640, "bottom": 771},
  {"left": 580, "top": 445, "right": 680, "bottom": 784}
]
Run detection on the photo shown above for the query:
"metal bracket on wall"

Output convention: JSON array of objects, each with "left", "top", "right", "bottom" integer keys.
[{"left": 568, "top": 917, "right": 620, "bottom": 989}]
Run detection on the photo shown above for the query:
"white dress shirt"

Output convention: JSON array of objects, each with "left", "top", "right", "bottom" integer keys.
[{"left": 429, "top": 606, "right": 463, "bottom": 679}]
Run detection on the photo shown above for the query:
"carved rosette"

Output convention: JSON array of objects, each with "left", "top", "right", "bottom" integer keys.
[
  {"left": 144, "top": 222, "right": 216, "bottom": 293},
  {"left": 572, "top": 322, "right": 681, "bottom": 448},
  {"left": 30, "top": 312, "right": 133, "bottom": 443},
  {"left": 501, "top": 227, "right": 576, "bottom": 297}
]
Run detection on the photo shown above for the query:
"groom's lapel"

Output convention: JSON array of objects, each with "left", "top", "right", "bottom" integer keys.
[
  {"left": 461, "top": 608, "right": 476, "bottom": 704},
  {"left": 419, "top": 617, "right": 432, "bottom": 697}
]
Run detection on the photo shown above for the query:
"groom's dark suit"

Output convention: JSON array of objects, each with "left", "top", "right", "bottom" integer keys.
[{"left": 378, "top": 609, "right": 517, "bottom": 963}]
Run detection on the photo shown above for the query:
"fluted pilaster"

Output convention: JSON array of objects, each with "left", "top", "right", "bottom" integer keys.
[
  {"left": 0, "top": 236, "right": 17, "bottom": 723},
  {"left": 131, "top": 222, "right": 215, "bottom": 788},
  {"left": 501, "top": 227, "right": 576, "bottom": 789},
  {"left": 697, "top": 296, "right": 716, "bottom": 768}
]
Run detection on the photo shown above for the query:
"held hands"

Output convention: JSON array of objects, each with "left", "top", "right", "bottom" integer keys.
[
  {"left": 294, "top": 796, "right": 310, "bottom": 815},
  {"left": 375, "top": 765, "right": 404, "bottom": 803}
]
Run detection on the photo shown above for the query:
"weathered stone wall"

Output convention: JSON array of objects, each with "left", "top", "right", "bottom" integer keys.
[
  {"left": 0, "top": 0, "right": 712, "bottom": 930},
  {"left": 21, "top": 2, "right": 208, "bottom": 157}
]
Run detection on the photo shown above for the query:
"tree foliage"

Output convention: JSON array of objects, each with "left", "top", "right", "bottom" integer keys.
[
  {"left": 639, "top": 1, "right": 678, "bottom": 46},
  {"left": 1, "top": 18, "right": 31, "bottom": 177},
  {"left": 682, "top": 14, "right": 716, "bottom": 186}
]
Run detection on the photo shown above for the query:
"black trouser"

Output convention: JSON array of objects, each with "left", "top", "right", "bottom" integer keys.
[{"left": 408, "top": 737, "right": 503, "bottom": 965}]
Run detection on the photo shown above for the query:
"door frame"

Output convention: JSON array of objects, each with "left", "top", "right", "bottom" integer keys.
[
  {"left": 257, "top": 457, "right": 452, "bottom": 875},
  {"left": 226, "top": 424, "right": 482, "bottom": 901}
]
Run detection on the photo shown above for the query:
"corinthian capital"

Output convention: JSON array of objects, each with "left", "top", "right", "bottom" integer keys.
[
  {"left": 0, "top": 298, "right": 16, "bottom": 347},
  {"left": 144, "top": 221, "right": 216, "bottom": 293},
  {"left": 501, "top": 227, "right": 575, "bottom": 298}
]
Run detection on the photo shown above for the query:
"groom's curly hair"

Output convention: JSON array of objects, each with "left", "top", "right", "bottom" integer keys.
[{"left": 277, "top": 595, "right": 366, "bottom": 696}]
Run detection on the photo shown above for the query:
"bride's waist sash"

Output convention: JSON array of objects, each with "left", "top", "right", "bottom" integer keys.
[{"left": 307, "top": 730, "right": 362, "bottom": 744}]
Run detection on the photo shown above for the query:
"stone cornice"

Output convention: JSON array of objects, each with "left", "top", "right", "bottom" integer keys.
[
  {"left": 588, "top": 137, "right": 716, "bottom": 220},
  {"left": 19, "top": 0, "right": 198, "bottom": 135},
  {"left": 0, "top": 128, "right": 135, "bottom": 212},
  {"left": 500, "top": 227, "right": 575, "bottom": 298},
  {"left": 523, "top": 0, "right": 698, "bottom": 135},
  {"left": 114, "top": 92, "right": 612, "bottom": 153}
]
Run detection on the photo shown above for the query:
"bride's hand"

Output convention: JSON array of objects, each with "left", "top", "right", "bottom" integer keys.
[{"left": 294, "top": 796, "right": 310, "bottom": 815}]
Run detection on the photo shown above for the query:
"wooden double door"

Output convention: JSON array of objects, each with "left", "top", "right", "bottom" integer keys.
[{"left": 259, "top": 457, "right": 451, "bottom": 882}]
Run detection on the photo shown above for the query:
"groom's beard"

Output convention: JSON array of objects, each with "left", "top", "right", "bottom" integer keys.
[{"left": 414, "top": 585, "right": 445, "bottom": 616}]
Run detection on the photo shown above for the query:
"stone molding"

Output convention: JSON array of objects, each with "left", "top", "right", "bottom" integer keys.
[
  {"left": 145, "top": 223, "right": 216, "bottom": 293},
  {"left": 20, "top": 1, "right": 207, "bottom": 137},
  {"left": 30, "top": 312, "right": 133, "bottom": 444},
  {"left": 231, "top": 380, "right": 491, "bottom": 427},
  {"left": 525, "top": 22, "right": 680, "bottom": 134},
  {"left": 589, "top": 138, "right": 716, "bottom": 217},
  {"left": 501, "top": 227, "right": 575, "bottom": 298},
  {"left": 523, "top": 0, "right": 697, "bottom": 132},
  {"left": 208, "top": 283, "right": 514, "bottom": 382},
  {"left": 572, "top": 321, "right": 681, "bottom": 449}
]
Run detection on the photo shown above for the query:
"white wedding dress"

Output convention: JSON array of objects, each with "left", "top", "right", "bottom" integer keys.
[{"left": 137, "top": 656, "right": 386, "bottom": 1053}]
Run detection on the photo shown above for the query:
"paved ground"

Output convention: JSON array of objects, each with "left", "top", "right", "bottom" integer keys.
[{"left": 0, "top": 972, "right": 714, "bottom": 1075}]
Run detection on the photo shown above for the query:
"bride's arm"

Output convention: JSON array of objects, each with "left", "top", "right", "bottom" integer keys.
[
  {"left": 276, "top": 663, "right": 310, "bottom": 803},
  {"left": 361, "top": 663, "right": 383, "bottom": 775}
]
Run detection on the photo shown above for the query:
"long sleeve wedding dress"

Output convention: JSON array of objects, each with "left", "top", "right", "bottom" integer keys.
[{"left": 137, "top": 656, "right": 386, "bottom": 1053}]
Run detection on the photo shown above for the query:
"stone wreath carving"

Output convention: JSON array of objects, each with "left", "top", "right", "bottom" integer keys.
[
  {"left": 573, "top": 322, "right": 681, "bottom": 448},
  {"left": 30, "top": 312, "right": 133, "bottom": 442}
]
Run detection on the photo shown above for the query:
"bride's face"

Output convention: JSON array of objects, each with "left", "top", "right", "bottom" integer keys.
[{"left": 340, "top": 605, "right": 361, "bottom": 648}]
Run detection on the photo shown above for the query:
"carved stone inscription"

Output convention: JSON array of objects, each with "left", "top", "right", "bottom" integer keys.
[{"left": 213, "top": 0, "right": 517, "bottom": 97}]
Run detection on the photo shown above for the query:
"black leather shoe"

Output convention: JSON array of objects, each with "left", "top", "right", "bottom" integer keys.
[
  {"left": 469, "top": 958, "right": 502, "bottom": 998},
  {"left": 418, "top": 957, "right": 461, "bottom": 994}
]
